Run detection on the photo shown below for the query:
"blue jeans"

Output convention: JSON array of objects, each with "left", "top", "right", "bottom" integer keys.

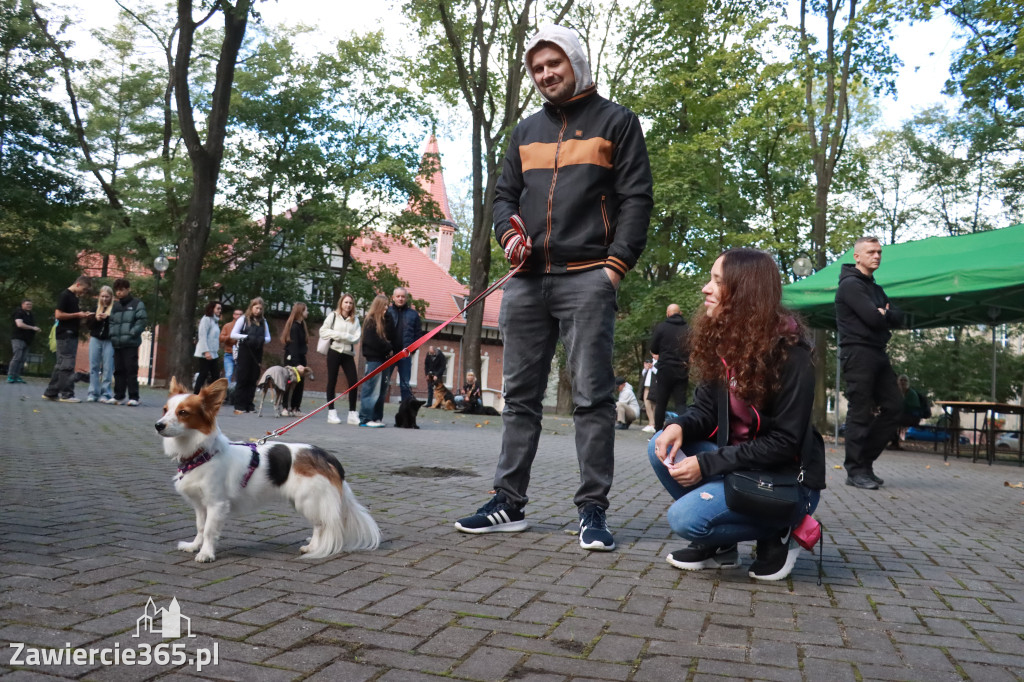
[
  {"left": 647, "top": 435, "right": 820, "bottom": 547},
  {"left": 493, "top": 270, "right": 618, "bottom": 510},
  {"left": 223, "top": 352, "right": 235, "bottom": 386},
  {"left": 88, "top": 337, "right": 114, "bottom": 400},
  {"left": 392, "top": 356, "right": 413, "bottom": 401},
  {"left": 358, "top": 360, "right": 390, "bottom": 424}
]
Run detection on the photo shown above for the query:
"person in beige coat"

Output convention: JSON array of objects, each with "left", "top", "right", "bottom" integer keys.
[{"left": 320, "top": 293, "right": 362, "bottom": 424}]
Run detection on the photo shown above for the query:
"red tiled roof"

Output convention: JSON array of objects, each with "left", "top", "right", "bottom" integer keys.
[{"left": 354, "top": 234, "right": 502, "bottom": 329}]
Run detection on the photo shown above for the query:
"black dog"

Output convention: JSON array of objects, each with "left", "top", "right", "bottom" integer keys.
[{"left": 395, "top": 397, "right": 425, "bottom": 429}]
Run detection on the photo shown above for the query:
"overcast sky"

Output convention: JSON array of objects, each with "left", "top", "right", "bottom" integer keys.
[{"left": 62, "top": 0, "right": 963, "bottom": 206}]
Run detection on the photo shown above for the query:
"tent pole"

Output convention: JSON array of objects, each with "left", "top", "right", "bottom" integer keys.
[
  {"left": 992, "top": 325, "right": 997, "bottom": 403},
  {"left": 835, "top": 332, "right": 841, "bottom": 445}
]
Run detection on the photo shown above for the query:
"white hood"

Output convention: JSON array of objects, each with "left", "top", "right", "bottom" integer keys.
[{"left": 524, "top": 24, "right": 594, "bottom": 103}]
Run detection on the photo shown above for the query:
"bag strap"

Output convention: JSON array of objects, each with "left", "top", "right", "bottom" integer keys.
[
  {"left": 716, "top": 384, "right": 728, "bottom": 448},
  {"left": 816, "top": 522, "right": 824, "bottom": 586}
]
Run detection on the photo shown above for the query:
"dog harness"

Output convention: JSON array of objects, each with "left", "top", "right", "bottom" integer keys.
[
  {"left": 237, "top": 442, "right": 261, "bottom": 488},
  {"left": 175, "top": 443, "right": 261, "bottom": 489}
]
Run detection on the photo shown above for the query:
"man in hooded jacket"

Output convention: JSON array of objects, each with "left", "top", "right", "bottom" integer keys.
[
  {"left": 836, "top": 236, "right": 903, "bottom": 490},
  {"left": 454, "top": 24, "right": 653, "bottom": 552}
]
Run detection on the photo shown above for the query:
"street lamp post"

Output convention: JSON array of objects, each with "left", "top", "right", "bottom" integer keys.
[{"left": 147, "top": 251, "right": 170, "bottom": 386}]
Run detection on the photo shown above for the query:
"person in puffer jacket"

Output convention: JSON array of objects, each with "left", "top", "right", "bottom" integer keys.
[
  {"left": 454, "top": 24, "right": 653, "bottom": 553},
  {"left": 109, "top": 278, "right": 148, "bottom": 406}
]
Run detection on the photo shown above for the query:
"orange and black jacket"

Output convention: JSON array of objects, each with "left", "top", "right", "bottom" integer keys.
[{"left": 493, "top": 87, "right": 653, "bottom": 279}]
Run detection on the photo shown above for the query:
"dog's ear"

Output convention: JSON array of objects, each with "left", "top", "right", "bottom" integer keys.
[
  {"left": 200, "top": 378, "right": 228, "bottom": 411},
  {"left": 169, "top": 377, "right": 188, "bottom": 395}
]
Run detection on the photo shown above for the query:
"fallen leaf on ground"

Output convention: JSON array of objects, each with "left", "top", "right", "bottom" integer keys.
[
  {"left": 926, "top": 465, "right": 931, "bottom": 469},
  {"left": 1004, "top": 481, "right": 1024, "bottom": 488},
  {"left": 475, "top": 423, "right": 482, "bottom": 428},
  {"left": 833, "top": 465, "right": 842, "bottom": 469}
]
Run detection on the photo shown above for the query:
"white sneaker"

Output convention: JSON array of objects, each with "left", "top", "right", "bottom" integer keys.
[
  {"left": 126, "top": 399, "right": 139, "bottom": 406},
  {"left": 327, "top": 409, "right": 341, "bottom": 424},
  {"left": 347, "top": 410, "right": 359, "bottom": 425},
  {"left": 85, "top": 396, "right": 98, "bottom": 402},
  {"left": 366, "top": 421, "right": 386, "bottom": 428},
  {"left": 642, "top": 424, "right": 656, "bottom": 433}
]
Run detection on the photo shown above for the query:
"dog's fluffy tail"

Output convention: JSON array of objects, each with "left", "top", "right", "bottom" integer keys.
[{"left": 297, "top": 480, "right": 381, "bottom": 558}]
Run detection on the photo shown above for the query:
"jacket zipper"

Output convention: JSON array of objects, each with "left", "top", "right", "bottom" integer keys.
[
  {"left": 601, "top": 194, "right": 610, "bottom": 244},
  {"left": 545, "top": 110, "right": 568, "bottom": 273}
]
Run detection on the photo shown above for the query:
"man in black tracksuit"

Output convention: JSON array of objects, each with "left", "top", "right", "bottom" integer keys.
[
  {"left": 649, "top": 303, "right": 690, "bottom": 430},
  {"left": 454, "top": 23, "right": 653, "bottom": 551},
  {"left": 836, "top": 236, "right": 903, "bottom": 490}
]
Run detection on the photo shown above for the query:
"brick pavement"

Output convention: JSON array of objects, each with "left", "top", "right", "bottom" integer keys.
[{"left": 2, "top": 379, "right": 1023, "bottom": 681}]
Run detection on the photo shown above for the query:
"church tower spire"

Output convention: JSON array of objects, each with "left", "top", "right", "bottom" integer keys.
[{"left": 415, "top": 134, "right": 457, "bottom": 272}]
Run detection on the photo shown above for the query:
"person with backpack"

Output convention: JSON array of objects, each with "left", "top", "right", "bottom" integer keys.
[{"left": 229, "top": 297, "right": 271, "bottom": 414}]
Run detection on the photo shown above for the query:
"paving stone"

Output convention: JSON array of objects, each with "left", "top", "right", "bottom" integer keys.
[{"left": 2, "top": 386, "right": 1023, "bottom": 681}]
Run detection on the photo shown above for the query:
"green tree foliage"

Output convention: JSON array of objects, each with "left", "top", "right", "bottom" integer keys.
[
  {"left": 904, "top": 106, "right": 1010, "bottom": 234},
  {"left": 0, "top": 0, "right": 85, "bottom": 313},
  {"left": 221, "top": 29, "right": 438, "bottom": 314},
  {"left": 889, "top": 327, "right": 1024, "bottom": 402}
]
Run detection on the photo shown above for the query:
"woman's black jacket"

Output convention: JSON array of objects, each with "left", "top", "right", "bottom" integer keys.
[{"left": 668, "top": 341, "right": 826, "bottom": 490}]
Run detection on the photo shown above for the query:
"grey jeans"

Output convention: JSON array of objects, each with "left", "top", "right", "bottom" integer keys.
[
  {"left": 9, "top": 339, "right": 28, "bottom": 378},
  {"left": 493, "top": 270, "right": 618, "bottom": 511}
]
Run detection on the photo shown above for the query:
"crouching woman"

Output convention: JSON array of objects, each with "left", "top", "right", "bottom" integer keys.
[{"left": 649, "top": 248, "right": 825, "bottom": 582}]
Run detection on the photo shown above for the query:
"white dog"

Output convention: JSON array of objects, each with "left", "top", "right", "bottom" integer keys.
[{"left": 155, "top": 378, "right": 381, "bottom": 562}]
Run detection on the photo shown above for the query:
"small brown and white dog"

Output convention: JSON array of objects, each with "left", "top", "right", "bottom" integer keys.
[
  {"left": 430, "top": 382, "right": 456, "bottom": 410},
  {"left": 156, "top": 378, "right": 381, "bottom": 562}
]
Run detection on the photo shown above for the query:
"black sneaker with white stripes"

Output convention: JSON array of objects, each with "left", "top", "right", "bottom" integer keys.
[{"left": 454, "top": 493, "right": 528, "bottom": 534}]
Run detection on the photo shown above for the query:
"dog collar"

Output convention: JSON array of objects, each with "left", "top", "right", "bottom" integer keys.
[{"left": 178, "top": 448, "right": 214, "bottom": 476}]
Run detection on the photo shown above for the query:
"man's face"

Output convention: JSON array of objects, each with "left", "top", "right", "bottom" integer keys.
[
  {"left": 115, "top": 287, "right": 130, "bottom": 300},
  {"left": 854, "top": 241, "right": 883, "bottom": 273},
  {"left": 233, "top": 309, "right": 243, "bottom": 321},
  {"left": 21, "top": 301, "right": 32, "bottom": 312},
  {"left": 529, "top": 45, "right": 576, "bottom": 105},
  {"left": 392, "top": 289, "right": 407, "bottom": 307}
]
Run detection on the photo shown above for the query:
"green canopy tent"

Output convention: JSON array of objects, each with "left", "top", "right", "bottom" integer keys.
[
  {"left": 783, "top": 225, "right": 1024, "bottom": 430},
  {"left": 783, "top": 224, "right": 1024, "bottom": 330}
]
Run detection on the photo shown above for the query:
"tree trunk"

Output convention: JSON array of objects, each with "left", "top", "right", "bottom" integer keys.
[
  {"left": 165, "top": 0, "right": 251, "bottom": 382},
  {"left": 463, "top": 110, "right": 487, "bottom": 379}
]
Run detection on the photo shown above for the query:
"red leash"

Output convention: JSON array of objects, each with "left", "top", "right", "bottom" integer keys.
[{"left": 257, "top": 221, "right": 528, "bottom": 445}]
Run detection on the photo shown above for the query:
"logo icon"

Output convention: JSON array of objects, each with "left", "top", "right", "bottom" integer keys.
[{"left": 134, "top": 597, "right": 194, "bottom": 639}]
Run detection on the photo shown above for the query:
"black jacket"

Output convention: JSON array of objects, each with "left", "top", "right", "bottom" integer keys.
[
  {"left": 649, "top": 314, "right": 690, "bottom": 371},
  {"left": 361, "top": 316, "right": 396, "bottom": 363},
  {"left": 493, "top": 88, "right": 653, "bottom": 279},
  {"left": 669, "top": 341, "right": 826, "bottom": 490},
  {"left": 388, "top": 304, "right": 421, "bottom": 349},
  {"left": 284, "top": 322, "right": 307, "bottom": 362},
  {"left": 835, "top": 264, "right": 903, "bottom": 349},
  {"left": 424, "top": 350, "right": 447, "bottom": 377}
]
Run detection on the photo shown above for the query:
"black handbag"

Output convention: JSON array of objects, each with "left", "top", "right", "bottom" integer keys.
[
  {"left": 715, "top": 383, "right": 803, "bottom": 521},
  {"left": 723, "top": 470, "right": 802, "bottom": 520}
]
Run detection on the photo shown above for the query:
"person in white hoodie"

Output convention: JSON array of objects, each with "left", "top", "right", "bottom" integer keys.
[
  {"left": 454, "top": 24, "right": 653, "bottom": 552},
  {"left": 319, "top": 293, "right": 362, "bottom": 425},
  {"left": 614, "top": 377, "right": 640, "bottom": 430}
]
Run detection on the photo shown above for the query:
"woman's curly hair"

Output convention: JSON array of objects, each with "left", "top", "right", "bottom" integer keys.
[{"left": 690, "top": 249, "right": 808, "bottom": 406}]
